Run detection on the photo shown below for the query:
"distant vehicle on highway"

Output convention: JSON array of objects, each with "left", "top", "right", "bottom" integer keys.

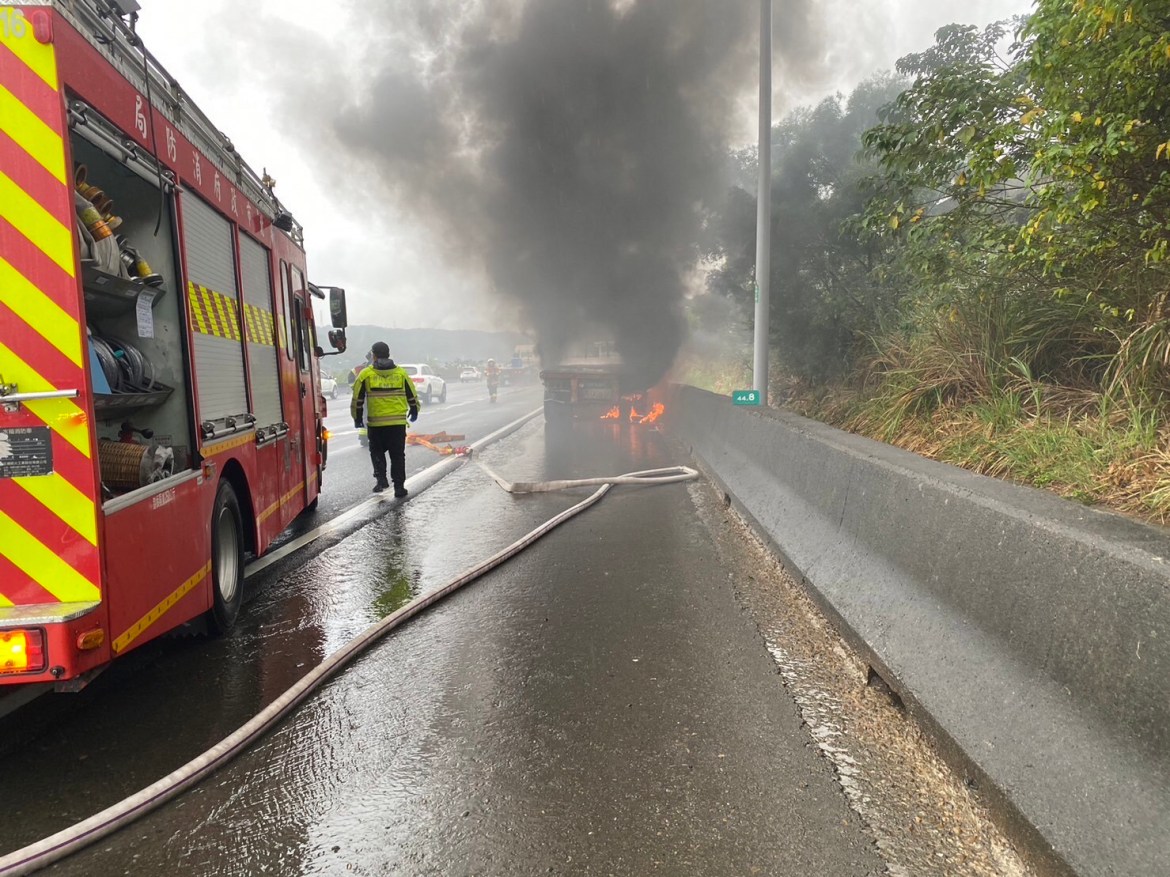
[
  {"left": 320, "top": 372, "right": 339, "bottom": 399},
  {"left": 400, "top": 363, "right": 447, "bottom": 404},
  {"left": 461, "top": 367, "right": 480, "bottom": 382}
]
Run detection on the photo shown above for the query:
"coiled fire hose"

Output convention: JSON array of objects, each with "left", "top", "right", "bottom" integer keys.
[{"left": 0, "top": 465, "right": 699, "bottom": 876}]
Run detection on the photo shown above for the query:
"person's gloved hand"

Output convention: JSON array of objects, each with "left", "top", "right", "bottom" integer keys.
[
  {"left": 409, "top": 407, "right": 419, "bottom": 423},
  {"left": 354, "top": 418, "right": 362, "bottom": 429}
]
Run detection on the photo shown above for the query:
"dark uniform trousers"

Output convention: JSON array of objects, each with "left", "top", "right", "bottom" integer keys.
[{"left": 368, "top": 424, "right": 407, "bottom": 488}]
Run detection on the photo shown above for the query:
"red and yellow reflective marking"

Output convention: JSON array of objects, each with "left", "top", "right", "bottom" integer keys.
[
  {"left": 202, "top": 432, "right": 254, "bottom": 457},
  {"left": 187, "top": 283, "right": 278, "bottom": 346},
  {"left": 13, "top": 471, "right": 96, "bottom": 545},
  {"left": 0, "top": 89, "right": 64, "bottom": 183},
  {"left": 1, "top": 10, "right": 57, "bottom": 87},
  {"left": 242, "top": 301, "right": 276, "bottom": 346},
  {"left": 0, "top": 257, "right": 81, "bottom": 364},
  {"left": 112, "top": 561, "right": 210, "bottom": 653},
  {"left": 0, "top": 12, "right": 101, "bottom": 607},
  {"left": 0, "top": 510, "right": 100, "bottom": 603},
  {"left": 187, "top": 281, "right": 244, "bottom": 341},
  {"left": 257, "top": 480, "right": 304, "bottom": 524}
]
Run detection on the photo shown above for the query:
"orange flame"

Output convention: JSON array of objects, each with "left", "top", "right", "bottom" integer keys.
[
  {"left": 638, "top": 403, "right": 665, "bottom": 424},
  {"left": 600, "top": 406, "right": 621, "bottom": 420}
]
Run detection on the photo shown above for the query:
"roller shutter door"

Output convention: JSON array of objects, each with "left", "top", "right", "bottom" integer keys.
[
  {"left": 182, "top": 194, "right": 247, "bottom": 423},
  {"left": 238, "top": 236, "right": 282, "bottom": 428}
]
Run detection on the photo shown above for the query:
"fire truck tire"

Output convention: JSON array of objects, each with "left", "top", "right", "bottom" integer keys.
[{"left": 208, "top": 480, "right": 244, "bottom": 634}]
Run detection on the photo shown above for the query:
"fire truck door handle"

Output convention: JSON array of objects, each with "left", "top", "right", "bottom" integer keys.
[
  {"left": 300, "top": 383, "right": 307, "bottom": 398},
  {"left": 0, "top": 387, "right": 79, "bottom": 411}
]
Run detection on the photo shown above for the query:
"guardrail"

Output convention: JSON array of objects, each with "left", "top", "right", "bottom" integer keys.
[{"left": 666, "top": 384, "right": 1170, "bottom": 877}]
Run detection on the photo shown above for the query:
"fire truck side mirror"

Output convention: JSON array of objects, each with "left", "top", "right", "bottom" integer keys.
[
  {"left": 327, "top": 329, "right": 347, "bottom": 354},
  {"left": 329, "top": 288, "right": 348, "bottom": 329}
]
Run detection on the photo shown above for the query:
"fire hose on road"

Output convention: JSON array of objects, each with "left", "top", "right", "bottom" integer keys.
[{"left": 0, "top": 465, "right": 699, "bottom": 877}]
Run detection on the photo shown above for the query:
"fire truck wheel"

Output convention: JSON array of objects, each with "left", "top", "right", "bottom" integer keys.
[{"left": 209, "top": 480, "right": 244, "bottom": 634}]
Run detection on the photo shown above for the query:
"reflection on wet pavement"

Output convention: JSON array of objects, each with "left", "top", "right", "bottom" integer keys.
[{"left": 33, "top": 420, "right": 885, "bottom": 876}]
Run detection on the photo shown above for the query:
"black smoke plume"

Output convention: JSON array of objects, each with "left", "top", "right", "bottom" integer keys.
[{"left": 331, "top": 0, "right": 820, "bottom": 387}]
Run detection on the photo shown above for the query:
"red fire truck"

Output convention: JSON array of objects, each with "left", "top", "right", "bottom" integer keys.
[{"left": 0, "top": 0, "right": 348, "bottom": 691}]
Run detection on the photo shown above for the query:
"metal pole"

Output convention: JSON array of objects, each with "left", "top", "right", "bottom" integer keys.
[{"left": 752, "top": 0, "right": 772, "bottom": 403}]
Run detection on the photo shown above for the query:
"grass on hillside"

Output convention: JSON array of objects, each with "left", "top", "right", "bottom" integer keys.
[
  {"left": 680, "top": 352, "right": 1170, "bottom": 527},
  {"left": 794, "top": 382, "right": 1170, "bottom": 527}
]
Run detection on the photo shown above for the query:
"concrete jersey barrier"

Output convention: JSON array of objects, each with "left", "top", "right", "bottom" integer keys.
[{"left": 666, "top": 383, "right": 1170, "bottom": 877}]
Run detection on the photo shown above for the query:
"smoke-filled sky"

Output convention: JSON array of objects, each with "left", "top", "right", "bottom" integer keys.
[{"left": 135, "top": 0, "right": 1031, "bottom": 383}]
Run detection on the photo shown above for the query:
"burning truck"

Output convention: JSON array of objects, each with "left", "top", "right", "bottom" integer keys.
[{"left": 540, "top": 354, "right": 663, "bottom": 425}]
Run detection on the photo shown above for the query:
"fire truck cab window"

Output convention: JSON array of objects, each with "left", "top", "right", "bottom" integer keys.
[
  {"left": 290, "top": 267, "right": 311, "bottom": 373},
  {"left": 280, "top": 261, "right": 295, "bottom": 360}
]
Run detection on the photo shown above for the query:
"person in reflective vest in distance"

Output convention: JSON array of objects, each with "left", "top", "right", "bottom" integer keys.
[
  {"left": 351, "top": 341, "right": 420, "bottom": 496},
  {"left": 485, "top": 358, "right": 501, "bottom": 403}
]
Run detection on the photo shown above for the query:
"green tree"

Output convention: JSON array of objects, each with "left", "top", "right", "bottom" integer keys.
[
  {"left": 855, "top": 19, "right": 1083, "bottom": 409},
  {"left": 1020, "top": 0, "right": 1170, "bottom": 399},
  {"left": 703, "top": 75, "right": 907, "bottom": 382}
]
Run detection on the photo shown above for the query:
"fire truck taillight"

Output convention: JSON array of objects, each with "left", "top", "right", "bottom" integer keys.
[
  {"left": 0, "top": 630, "right": 46, "bottom": 675},
  {"left": 322, "top": 429, "right": 332, "bottom": 442}
]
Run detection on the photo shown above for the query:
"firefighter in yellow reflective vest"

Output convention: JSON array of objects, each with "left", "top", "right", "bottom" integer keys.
[{"left": 351, "top": 341, "right": 420, "bottom": 496}]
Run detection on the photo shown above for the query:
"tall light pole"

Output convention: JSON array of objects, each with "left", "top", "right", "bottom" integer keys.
[{"left": 752, "top": 0, "right": 772, "bottom": 403}]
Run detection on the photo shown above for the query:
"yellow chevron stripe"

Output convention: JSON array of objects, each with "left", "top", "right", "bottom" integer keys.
[
  {"left": 0, "top": 593, "right": 13, "bottom": 608},
  {"left": 210, "top": 292, "right": 232, "bottom": 339},
  {"left": 227, "top": 298, "right": 242, "bottom": 341},
  {"left": 0, "top": 84, "right": 66, "bottom": 183},
  {"left": 199, "top": 286, "right": 219, "bottom": 336},
  {"left": 247, "top": 304, "right": 262, "bottom": 344},
  {"left": 202, "top": 288, "right": 220, "bottom": 337},
  {"left": 227, "top": 299, "right": 243, "bottom": 341},
  {"left": 113, "top": 561, "right": 210, "bottom": 653},
  {"left": 0, "top": 9, "right": 58, "bottom": 89},
  {"left": 0, "top": 257, "right": 82, "bottom": 366},
  {"left": 15, "top": 472, "right": 97, "bottom": 546},
  {"left": 255, "top": 310, "right": 269, "bottom": 345},
  {"left": 254, "top": 309, "right": 267, "bottom": 346},
  {"left": 187, "top": 282, "right": 209, "bottom": 334},
  {"left": 0, "top": 171, "right": 73, "bottom": 275},
  {"left": 240, "top": 303, "right": 252, "bottom": 342},
  {"left": 0, "top": 511, "right": 99, "bottom": 602},
  {"left": 0, "top": 340, "right": 91, "bottom": 457}
]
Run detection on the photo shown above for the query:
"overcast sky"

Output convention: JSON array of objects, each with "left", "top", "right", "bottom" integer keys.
[{"left": 133, "top": 0, "right": 1033, "bottom": 341}]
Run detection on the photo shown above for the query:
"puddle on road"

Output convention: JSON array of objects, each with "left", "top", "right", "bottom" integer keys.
[{"left": 690, "top": 480, "right": 1034, "bottom": 877}]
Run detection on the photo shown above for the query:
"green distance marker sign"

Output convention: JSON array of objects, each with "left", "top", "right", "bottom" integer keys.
[{"left": 732, "top": 390, "right": 761, "bottom": 406}]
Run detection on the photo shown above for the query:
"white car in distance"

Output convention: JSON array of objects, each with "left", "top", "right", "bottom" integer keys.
[
  {"left": 319, "top": 372, "right": 339, "bottom": 399},
  {"left": 399, "top": 363, "right": 447, "bottom": 404}
]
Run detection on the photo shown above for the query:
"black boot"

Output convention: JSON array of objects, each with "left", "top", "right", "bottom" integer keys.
[
  {"left": 373, "top": 479, "right": 389, "bottom": 493},
  {"left": 393, "top": 485, "right": 408, "bottom": 498}
]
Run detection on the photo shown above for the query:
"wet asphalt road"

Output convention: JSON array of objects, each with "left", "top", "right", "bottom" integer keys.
[
  {"left": 2, "top": 413, "right": 883, "bottom": 876},
  {"left": 271, "top": 378, "right": 543, "bottom": 549}
]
